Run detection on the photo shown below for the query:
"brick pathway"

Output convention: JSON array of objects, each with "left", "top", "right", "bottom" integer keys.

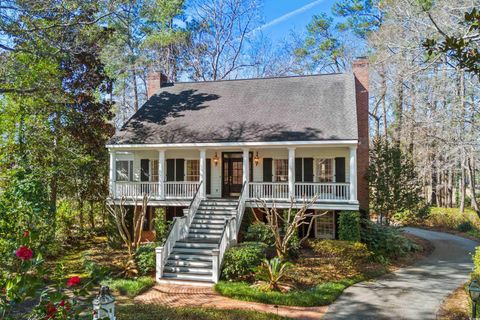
[{"left": 135, "top": 284, "right": 327, "bottom": 319}]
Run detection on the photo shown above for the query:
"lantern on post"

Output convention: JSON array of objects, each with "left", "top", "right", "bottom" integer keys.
[
  {"left": 468, "top": 280, "right": 480, "bottom": 320},
  {"left": 93, "top": 285, "right": 116, "bottom": 320}
]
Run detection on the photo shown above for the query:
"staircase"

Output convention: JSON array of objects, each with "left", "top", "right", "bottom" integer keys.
[{"left": 160, "top": 199, "right": 238, "bottom": 285}]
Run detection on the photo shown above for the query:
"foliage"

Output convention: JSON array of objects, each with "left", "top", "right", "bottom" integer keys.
[
  {"left": 116, "top": 303, "right": 288, "bottom": 320},
  {"left": 458, "top": 221, "right": 474, "bottom": 232},
  {"left": 102, "top": 276, "right": 155, "bottom": 298},
  {"left": 154, "top": 207, "right": 169, "bottom": 244},
  {"left": 425, "top": 207, "right": 480, "bottom": 234},
  {"left": 308, "top": 240, "right": 372, "bottom": 264},
  {"left": 244, "top": 222, "right": 275, "bottom": 247},
  {"left": 472, "top": 247, "right": 480, "bottom": 280},
  {"left": 393, "top": 204, "right": 431, "bottom": 225},
  {"left": 215, "top": 278, "right": 360, "bottom": 307},
  {"left": 368, "top": 137, "right": 422, "bottom": 225},
  {"left": 135, "top": 244, "right": 157, "bottom": 276},
  {"left": 332, "top": 0, "right": 384, "bottom": 39},
  {"left": 360, "top": 220, "right": 420, "bottom": 260},
  {"left": 338, "top": 211, "right": 361, "bottom": 241},
  {"left": 254, "top": 258, "right": 292, "bottom": 292},
  {"left": 221, "top": 242, "right": 267, "bottom": 281}
]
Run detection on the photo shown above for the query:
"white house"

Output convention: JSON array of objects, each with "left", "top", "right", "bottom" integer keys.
[{"left": 106, "top": 58, "right": 369, "bottom": 285}]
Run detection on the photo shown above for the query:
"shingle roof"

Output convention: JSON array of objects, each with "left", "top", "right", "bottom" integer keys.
[{"left": 109, "top": 73, "right": 358, "bottom": 145}]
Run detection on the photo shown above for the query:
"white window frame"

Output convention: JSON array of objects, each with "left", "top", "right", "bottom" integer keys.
[
  {"left": 273, "top": 158, "right": 288, "bottom": 182},
  {"left": 115, "top": 159, "right": 134, "bottom": 182},
  {"left": 315, "top": 211, "right": 335, "bottom": 239},
  {"left": 150, "top": 159, "right": 159, "bottom": 182},
  {"left": 185, "top": 158, "right": 200, "bottom": 182},
  {"left": 314, "top": 157, "right": 335, "bottom": 183}
]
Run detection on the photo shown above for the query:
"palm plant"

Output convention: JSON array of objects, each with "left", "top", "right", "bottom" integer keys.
[{"left": 255, "top": 257, "right": 292, "bottom": 292}]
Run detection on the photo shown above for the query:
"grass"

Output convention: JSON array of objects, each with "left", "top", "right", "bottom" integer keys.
[
  {"left": 102, "top": 276, "right": 155, "bottom": 298},
  {"left": 116, "top": 303, "right": 288, "bottom": 320},
  {"left": 215, "top": 278, "right": 362, "bottom": 307}
]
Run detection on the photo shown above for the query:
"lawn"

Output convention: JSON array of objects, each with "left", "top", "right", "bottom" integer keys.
[
  {"left": 116, "top": 303, "right": 288, "bottom": 320},
  {"left": 102, "top": 276, "right": 155, "bottom": 298}
]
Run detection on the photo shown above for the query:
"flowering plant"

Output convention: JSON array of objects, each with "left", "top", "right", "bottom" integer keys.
[{"left": 0, "top": 230, "right": 92, "bottom": 319}]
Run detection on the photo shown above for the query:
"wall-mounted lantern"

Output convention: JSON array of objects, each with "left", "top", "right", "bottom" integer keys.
[
  {"left": 254, "top": 151, "right": 260, "bottom": 166},
  {"left": 213, "top": 152, "right": 219, "bottom": 166}
]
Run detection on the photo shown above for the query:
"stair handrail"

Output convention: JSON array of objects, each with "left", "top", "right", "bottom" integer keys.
[
  {"left": 234, "top": 181, "right": 249, "bottom": 235},
  {"left": 212, "top": 216, "right": 236, "bottom": 283},
  {"left": 155, "top": 180, "right": 203, "bottom": 282}
]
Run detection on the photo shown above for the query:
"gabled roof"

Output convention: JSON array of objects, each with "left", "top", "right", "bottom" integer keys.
[{"left": 109, "top": 73, "right": 358, "bottom": 145}]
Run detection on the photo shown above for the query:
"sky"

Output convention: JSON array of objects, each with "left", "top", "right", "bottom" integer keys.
[{"left": 259, "top": 0, "right": 337, "bottom": 42}]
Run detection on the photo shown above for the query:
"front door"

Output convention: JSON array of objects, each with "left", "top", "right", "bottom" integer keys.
[{"left": 222, "top": 153, "right": 243, "bottom": 197}]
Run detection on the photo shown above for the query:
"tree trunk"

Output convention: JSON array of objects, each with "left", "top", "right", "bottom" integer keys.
[
  {"left": 460, "top": 164, "right": 466, "bottom": 213},
  {"left": 430, "top": 153, "right": 437, "bottom": 206},
  {"left": 89, "top": 200, "right": 95, "bottom": 229},
  {"left": 79, "top": 199, "right": 84, "bottom": 234},
  {"left": 467, "top": 156, "right": 479, "bottom": 213}
]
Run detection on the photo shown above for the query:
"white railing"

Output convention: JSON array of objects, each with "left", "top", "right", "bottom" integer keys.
[
  {"left": 248, "top": 182, "right": 289, "bottom": 200},
  {"left": 155, "top": 216, "right": 187, "bottom": 280},
  {"left": 294, "top": 182, "right": 350, "bottom": 201},
  {"left": 165, "top": 181, "right": 200, "bottom": 199},
  {"left": 185, "top": 181, "right": 203, "bottom": 228},
  {"left": 212, "top": 217, "right": 236, "bottom": 283},
  {"left": 115, "top": 182, "right": 159, "bottom": 199}
]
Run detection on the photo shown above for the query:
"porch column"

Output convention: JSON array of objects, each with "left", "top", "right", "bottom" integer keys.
[
  {"left": 199, "top": 149, "right": 206, "bottom": 198},
  {"left": 349, "top": 146, "right": 357, "bottom": 201},
  {"left": 158, "top": 150, "right": 165, "bottom": 199},
  {"left": 242, "top": 148, "right": 249, "bottom": 185},
  {"left": 109, "top": 150, "right": 116, "bottom": 197},
  {"left": 288, "top": 147, "right": 295, "bottom": 199}
]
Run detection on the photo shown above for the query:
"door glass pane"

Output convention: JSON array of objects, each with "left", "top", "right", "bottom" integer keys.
[
  {"left": 186, "top": 160, "right": 200, "bottom": 181},
  {"left": 151, "top": 160, "right": 159, "bottom": 182},
  {"left": 116, "top": 160, "right": 131, "bottom": 181},
  {"left": 274, "top": 159, "right": 288, "bottom": 182},
  {"left": 232, "top": 160, "right": 243, "bottom": 184},
  {"left": 315, "top": 159, "right": 334, "bottom": 182},
  {"left": 316, "top": 211, "right": 335, "bottom": 239}
]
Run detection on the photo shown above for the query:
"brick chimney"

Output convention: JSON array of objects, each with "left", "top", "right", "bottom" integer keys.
[
  {"left": 147, "top": 71, "right": 168, "bottom": 99},
  {"left": 352, "top": 57, "right": 369, "bottom": 213}
]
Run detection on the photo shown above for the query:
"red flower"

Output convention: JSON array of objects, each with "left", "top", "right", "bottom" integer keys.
[
  {"left": 66, "top": 276, "right": 81, "bottom": 287},
  {"left": 15, "top": 245, "right": 33, "bottom": 261},
  {"left": 23, "top": 230, "right": 29, "bottom": 238},
  {"left": 45, "top": 302, "right": 57, "bottom": 318},
  {"left": 59, "top": 300, "right": 65, "bottom": 307}
]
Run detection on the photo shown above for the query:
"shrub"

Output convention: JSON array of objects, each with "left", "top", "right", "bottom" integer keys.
[
  {"left": 338, "top": 211, "right": 360, "bottom": 241},
  {"left": 254, "top": 258, "right": 292, "bottom": 292},
  {"left": 458, "top": 221, "right": 474, "bottom": 232},
  {"left": 154, "top": 208, "right": 169, "bottom": 244},
  {"left": 135, "top": 244, "right": 156, "bottom": 276},
  {"left": 360, "top": 220, "right": 419, "bottom": 260},
  {"left": 472, "top": 247, "right": 480, "bottom": 280},
  {"left": 425, "top": 207, "right": 480, "bottom": 231},
  {"left": 308, "top": 240, "right": 372, "bottom": 263},
  {"left": 394, "top": 204, "right": 431, "bottom": 225},
  {"left": 221, "top": 242, "right": 267, "bottom": 281},
  {"left": 244, "top": 222, "right": 275, "bottom": 246}
]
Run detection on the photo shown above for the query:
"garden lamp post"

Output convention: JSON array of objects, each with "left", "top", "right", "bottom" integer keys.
[
  {"left": 468, "top": 280, "right": 480, "bottom": 320},
  {"left": 93, "top": 285, "right": 116, "bottom": 320}
]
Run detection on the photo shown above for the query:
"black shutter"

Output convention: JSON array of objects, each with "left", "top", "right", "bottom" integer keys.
[
  {"left": 335, "top": 157, "right": 346, "bottom": 182},
  {"left": 166, "top": 159, "right": 175, "bottom": 182},
  {"left": 175, "top": 159, "right": 185, "bottom": 181},
  {"left": 206, "top": 158, "right": 211, "bottom": 195},
  {"left": 295, "top": 158, "right": 303, "bottom": 182},
  {"left": 303, "top": 158, "right": 314, "bottom": 182},
  {"left": 263, "top": 158, "right": 272, "bottom": 182},
  {"left": 140, "top": 159, "right": 150, "bottom": 181}
]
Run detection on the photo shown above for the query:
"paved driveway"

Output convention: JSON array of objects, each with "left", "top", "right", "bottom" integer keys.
[{"left": 325, "top": 228, "right": 478, "bottom": 320}]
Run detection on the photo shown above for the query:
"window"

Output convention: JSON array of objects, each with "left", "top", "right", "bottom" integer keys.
[
  {"left": 274, "top": 159, "right": 288, "bottom": 182},
  {"left": 186, "top": 159, "right": 200, "bottom": 181},
  {"left": 116, "top": 160, "right": 133, "bottom": 181},
  {"left": 151, "top": 160, "right": 159, "bottom": 182},
  {"left": 315, "top": 158, "right": 334, "bottom": 182}
]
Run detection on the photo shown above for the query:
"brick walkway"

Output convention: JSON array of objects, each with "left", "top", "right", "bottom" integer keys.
[{"left": 135, "top": 284, "right": 327, "bottom": 319}]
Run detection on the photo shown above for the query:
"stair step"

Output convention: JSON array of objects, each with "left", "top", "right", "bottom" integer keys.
[
  {"left": 172, "top": 248, "right": 213, "bottom": 254},
  {"left": 166, "top": 260, "right": 213, "bottom": 268},
  {"left": 190, "top": 223, "right": 225, "bottom": 229},
  {"left": 175, "top": 241, "right": 218, "bottom": 249},
  {"left": 183, "top": 237, "right": 220, "bottom": 244},
  {"left": 193, "top": 218, "right": 227, "bottom": 223},
  {"left": 169, "top": 253, "right": 213, "bottom": 261},
  {"left": 162, "top": 272, "right": 213, "bottom": 282},
  {"left": 164, "top": 266, "right": 212, "bottom": 274},
  {"left": 187, "top": 234, "right": 221, "bottom": 240},
  {"left": 194, "top": 214, "right": 233, "bottom": 219},
  {"left": 189, "top": 228, "right": 223, "bottom": 234}
]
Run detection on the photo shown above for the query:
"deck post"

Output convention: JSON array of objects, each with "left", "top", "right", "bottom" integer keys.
[
  {"left": 349, "top": 146, "right": 357, "bottom": 201},
  {"left": 288, "top": 147, "right": 295, "bottom": 199},
  {"left": 155, "top": 246, "right": 164, "bottom": 280},
  {"left": 109, "top": 151, "right": 116, "bottom": 198},
  {"left": 159, "top": 150, "right": 165, "bottom": 199},
  {"left": 199, "top": 149, "right": 206, "bottom": 198},
  {"left": 242, "top": 148, "right": 249, "bottom": 184}
]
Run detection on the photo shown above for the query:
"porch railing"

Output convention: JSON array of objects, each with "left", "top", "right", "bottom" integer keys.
[
  {"left": 165, "top": 181, "right": 200, "bottom": 199},
  {"left": 294, "top": 182, "right": 350, "bottom": 201},
  {"left": 115, "top": 182, "right": 159, "bottom": 198},
  {"left": 248, "top": 182, "right": 289, "bottom": 200}
]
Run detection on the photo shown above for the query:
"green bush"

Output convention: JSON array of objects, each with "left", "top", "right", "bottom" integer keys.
[
  {"left": 360, "top": 220, "right": 419, "bottom": 260},
  {"left": 221, "top": 242, "right": 267, "bottom": 281},
  {"left": 135, "top": 244, "right": 156, "bottom": 275},
  {"left": 308, "top": 239, "right": 372, "bottom": 263},
  {"left": 244, "top": 222, "right": 275, "bottom": 246},
  {"left": 426, "top": 207, "right": 480, "bottom": 231},
  {"left": 338, "top": 211, "right": 360, "bottom": 241},
  {"left": 458, "top": 221, "right": 474, "bottom": 232},
  {"left": 154, "top": 208, "right": 169, "bottom": 244}
]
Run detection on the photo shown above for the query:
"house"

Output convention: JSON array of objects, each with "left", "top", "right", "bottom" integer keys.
[{"left": 106, "top": 58, "right": 369, "bottom": 285}]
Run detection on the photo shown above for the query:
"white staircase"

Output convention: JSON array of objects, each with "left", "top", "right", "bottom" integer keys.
[{"left": 159, "top": 199, "right": 238, "bottom": 285}]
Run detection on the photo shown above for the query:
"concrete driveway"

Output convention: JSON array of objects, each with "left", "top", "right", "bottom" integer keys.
[{"left": 324, "top": 227, "right": 478, "bottom": 320}]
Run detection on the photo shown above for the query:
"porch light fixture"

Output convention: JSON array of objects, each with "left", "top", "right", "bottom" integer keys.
[
  {"left": 254, "top": 151, "right": 260, "bottom": 166},
  {"left": 213, "top": 152, "right": 219, "bottom": 166},
  {"left": 469, "top": 279, "right": 480, "bottom": 319}
]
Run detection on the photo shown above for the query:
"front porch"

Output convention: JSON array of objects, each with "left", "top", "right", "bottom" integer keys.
[{"left": 108, "top": 143, "right": 359, "bottom": 210}]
